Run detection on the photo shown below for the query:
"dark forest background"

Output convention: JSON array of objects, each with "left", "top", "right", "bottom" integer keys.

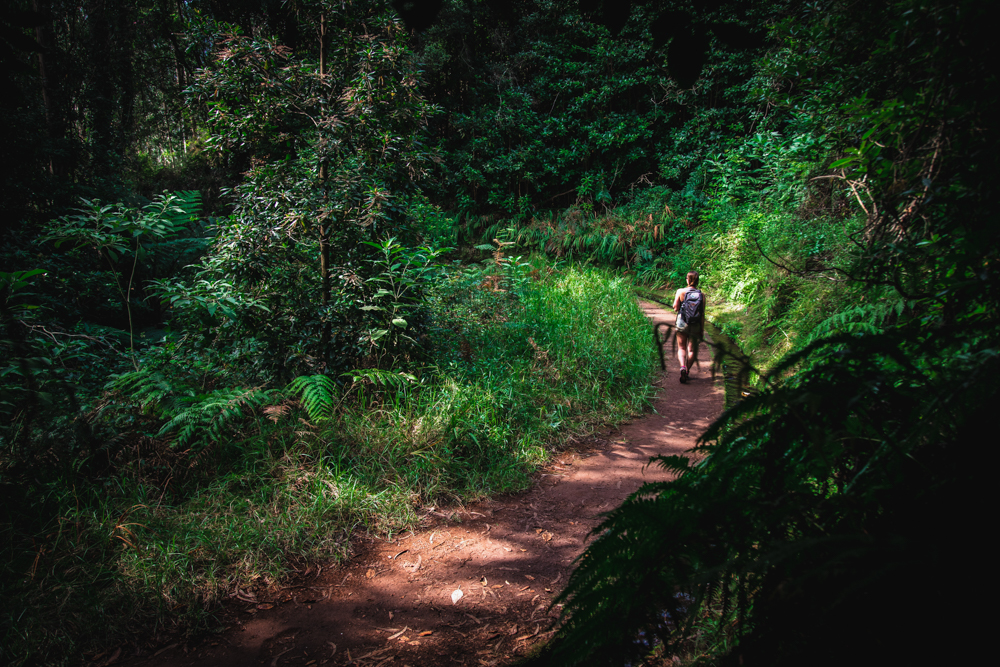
[{"left": 1, "top": 1, "right": 994, "bottom": 664}]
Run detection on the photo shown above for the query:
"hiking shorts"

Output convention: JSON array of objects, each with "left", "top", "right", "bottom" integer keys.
[{"left": 676, "top": 317, "right": 703, "bottom": 343}]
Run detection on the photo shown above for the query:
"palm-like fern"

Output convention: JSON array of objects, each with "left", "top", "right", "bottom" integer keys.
[
  {"left": 288, "top": 374, "right": 340, "bottom": 423},
  {"left": 110, "top": 368, "right": 274, "bottom": 450},
  {"left": 804, "top": 298, "right": 906, "bottom": 344},
  {"left": 111, "top": 368, "right": 194, "bottom": 418},
  {"left": 536, "top": 326, "right": 991, "bottom": 666},
  {"left": 288, "top": 370, "right": 418, "bottom": 422},
  {"left": 157, "top": 386, "right": 274, "bottom": 449}
]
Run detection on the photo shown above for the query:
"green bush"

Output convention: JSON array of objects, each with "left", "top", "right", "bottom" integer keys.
[{"left": 2, "top": 258, "right": 658, "bottom": 665}]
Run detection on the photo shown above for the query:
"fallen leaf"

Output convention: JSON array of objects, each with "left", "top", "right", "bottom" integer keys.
[
  {"left": 365, "top": 569, "right": 375, "bottom": 579},
  {"left": 419, "top": 630, "right": 433, "bottom": 636},
  {"left": 525, "top": 575, "right": 535, "bottom": 580},
  {"left": 388, "top": 627, "right": 409, "bottom": 640},
  {"left": 451, "top": 589, "right": 464, "bottom": 604},
  {"left": 257, "top": 603, "right": 273, "bottom": 610}
]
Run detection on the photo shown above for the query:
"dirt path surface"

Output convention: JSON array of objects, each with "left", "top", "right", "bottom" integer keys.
[{"left": 127, "top": 300, "right": 723, "bottom": 667}]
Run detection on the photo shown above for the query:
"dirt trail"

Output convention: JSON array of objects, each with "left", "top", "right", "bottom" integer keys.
[{"left": 128, "top": 300, "right": 723, "bottom": 667}]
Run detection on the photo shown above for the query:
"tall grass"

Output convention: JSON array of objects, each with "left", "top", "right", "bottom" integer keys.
[
  {"left": 666, "top": 201, "right": 889, "bottom": 377},
  {"left": 2, "top": 260, "right": 658, "bottom": 666}
]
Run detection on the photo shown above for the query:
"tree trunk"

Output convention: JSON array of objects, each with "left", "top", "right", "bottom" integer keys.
[
  {"left": 33, "top": 0, "right": 60, "bottom": 175},
  {"left": 318, "top": 14, "right": 332, "bottom": 365}
]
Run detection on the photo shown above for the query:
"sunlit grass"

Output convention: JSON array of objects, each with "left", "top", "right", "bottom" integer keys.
[{"left": 2, "top": 260, "right": 658, "bottom": 665}]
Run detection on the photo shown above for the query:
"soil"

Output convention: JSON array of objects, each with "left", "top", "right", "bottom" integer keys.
[{"left": 121, "top": 300, "right": 723, "bottom": 667}]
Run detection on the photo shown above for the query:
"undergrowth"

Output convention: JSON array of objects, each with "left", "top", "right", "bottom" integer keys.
[
  {"left": 669, "top": 201, "right": 918, "bottom": 385},
  {"left": 1, "top": 259, "right": 657, "bottom": 666}
]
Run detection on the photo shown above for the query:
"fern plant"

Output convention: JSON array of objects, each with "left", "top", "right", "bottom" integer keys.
[
  {"left": 534, "top": 322, "right": 993, "bottom": 667},
  {"left": 110, "top": 367, "right": 275, "bottom": 450},
  {"left": 157, "top": 386, "right": 275, "bottom": 450},
  {"left": 288, "top": 374, "right": 339, "bottom": 423},
  {"left": 804, "top": 297, "right": 907, "bottom": 344},
  {"left": 288, "top": 369, "right": 418, "bottom": 422}
]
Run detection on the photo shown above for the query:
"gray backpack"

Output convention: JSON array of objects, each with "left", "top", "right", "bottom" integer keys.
[{"left": 679, "top": 288, "right": 704, "bottom": 325}]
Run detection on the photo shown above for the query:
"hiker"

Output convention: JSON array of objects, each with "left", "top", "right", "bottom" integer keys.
[{"left": 672, "top": 271, "right": 705, "bottom": 384}]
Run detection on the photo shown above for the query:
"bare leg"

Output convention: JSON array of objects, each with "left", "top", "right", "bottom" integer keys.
[{"left": 676, "top": 332, "right": 689, "bottom": 370}]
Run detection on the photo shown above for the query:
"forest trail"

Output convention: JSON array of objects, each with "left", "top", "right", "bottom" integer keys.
[{"left": 129, "top": 300, "right": 723, "bottom": 667}]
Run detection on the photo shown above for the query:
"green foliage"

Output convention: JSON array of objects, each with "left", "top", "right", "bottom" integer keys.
[
  {"left": 3, "top": 259, "right": 658, "bottom": 666},
  {"left": 360, "top": 238, "right": 450, "bottom": 366},
  {"left": 6, "top": 1, "right": 999, "bottom": 665},
  {"left": 158, "top": 386, "right": 275, "bottom": 450},
  {"left": 405, "top": 193, "right": 458, "bottom": 249},
  {"left": 40, "top": 191, "right": 207, "bottom": 353},
  {"left": 1, "top": 267, "right": 125, "bottom": 480},
  {"left": 0, "top": 269, "right": 69, "bottom": 442},
  {"left": 535, "top": 1, "right": 1000, "bottom": 665},
  {"left": 802, "top": 298, "right": 906, "bottom": 345},
  {"left": 109, "top": 360, "right": 276, "bottom": 452},
  {"left": 181, "top": 1, "right": 440, "bottom": 373},
  {"left": 418, "top": 0, "right": 773, "bottom": 216},
  {"left": 541, "top": 326, "right": 991, "bottom": 666},
  {"left": 288, "top": 374, "right": 340, "bottom": 423}
]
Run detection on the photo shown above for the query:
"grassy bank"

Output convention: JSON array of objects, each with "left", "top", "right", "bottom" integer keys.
[{"left": 2, "top": 260, "right": 657, "bottom": 666}]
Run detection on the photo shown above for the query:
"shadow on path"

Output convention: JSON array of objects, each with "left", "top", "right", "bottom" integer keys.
[{"left": 126, "top": 300, "right": 723, "bottom": 667}]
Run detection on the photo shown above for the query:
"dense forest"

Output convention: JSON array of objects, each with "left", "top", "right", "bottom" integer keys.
[{"left": 1, "top": 0, "right": 994, "bottom": 664}]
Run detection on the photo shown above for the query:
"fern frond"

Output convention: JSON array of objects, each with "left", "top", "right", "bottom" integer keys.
[
  {"left": 157, "top": 386, "right": 274, "bottom": 449},
  {"left": 288, "top": 374, "right": 339, "bottom": 422},
  {"left": 109, "top": 368, "right": 194, "bottom": 417},
  {"left": 805, "top": 298, "right": 903, "bottom": 344}
]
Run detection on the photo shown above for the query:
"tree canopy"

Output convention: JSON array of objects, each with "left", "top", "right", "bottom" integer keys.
[{"left": 2, "top": 0, "right": 996, "bottom": 664}]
